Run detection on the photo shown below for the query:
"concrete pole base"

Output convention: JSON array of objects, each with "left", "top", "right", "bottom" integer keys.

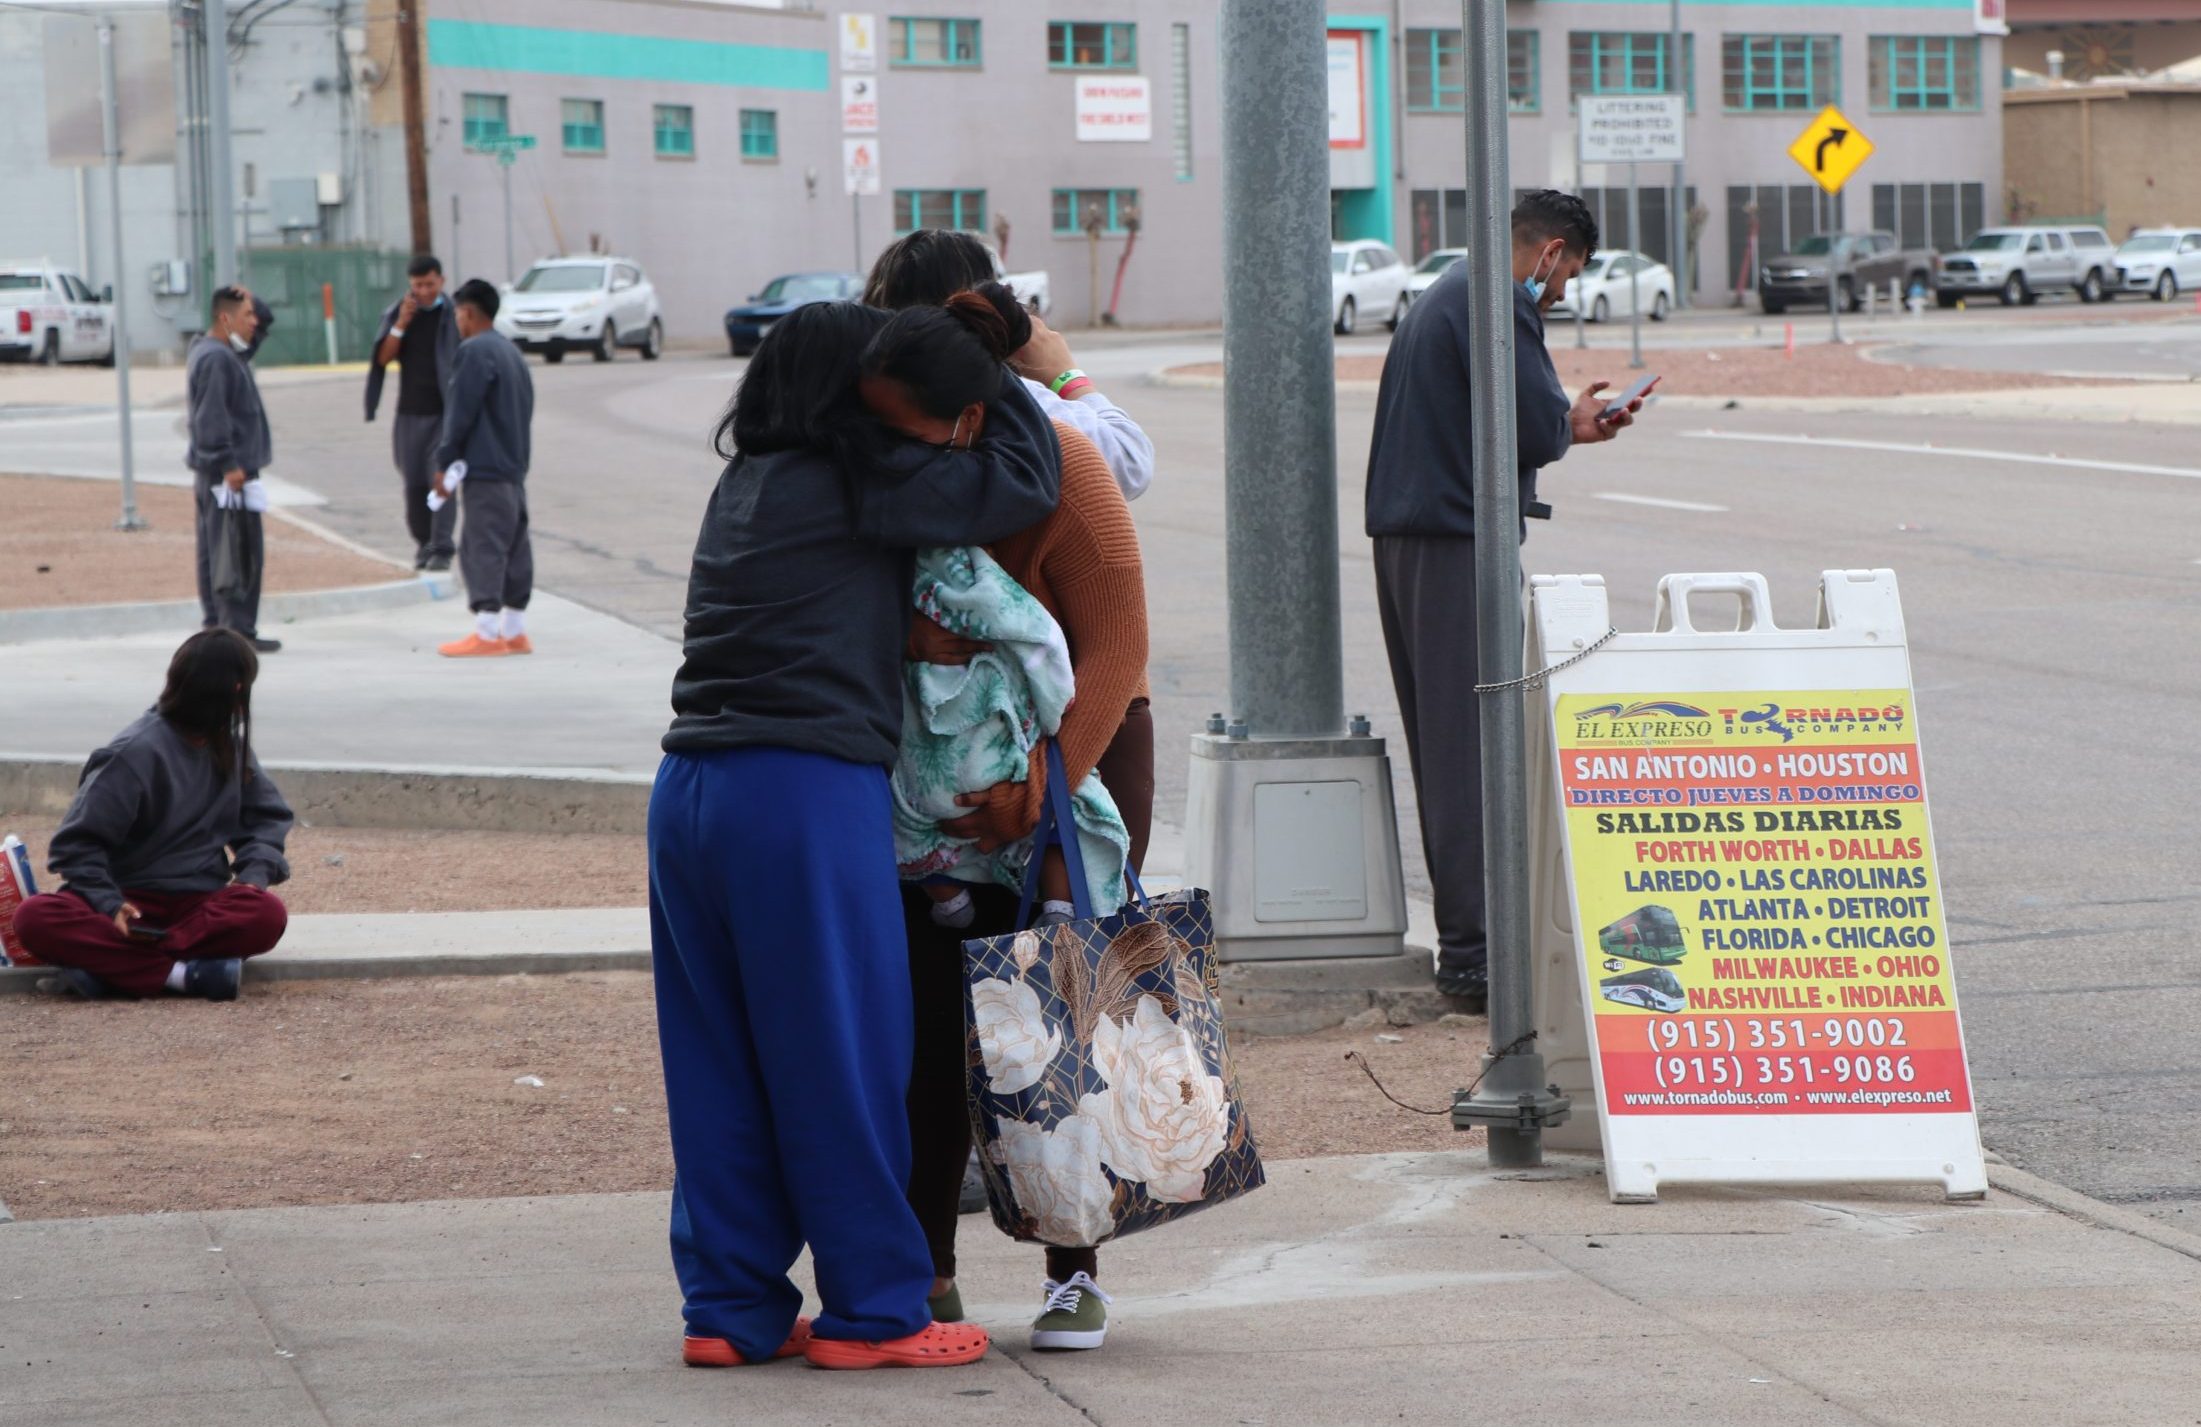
[{"left": 1486, "top": 1127, "right": 1545, "bottom": 1169}]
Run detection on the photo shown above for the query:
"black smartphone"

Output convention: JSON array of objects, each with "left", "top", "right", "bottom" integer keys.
[
  {"left": 1600, "top": 373, "right": 1661, "bottom": 421},
  {"left": 126, "top": 921, "right": 169, "bottom": 943}
]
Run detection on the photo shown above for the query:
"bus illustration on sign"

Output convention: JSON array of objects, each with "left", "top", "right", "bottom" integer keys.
[
  {"left": 1598, "top": 905, "right": 1688, "bottom": 965},
  {"left": 1599, "top": 966, "right": 1687, "bottom": 1015}
]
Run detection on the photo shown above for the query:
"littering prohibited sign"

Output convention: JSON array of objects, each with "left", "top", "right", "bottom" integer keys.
[{"left": 1524, "top": 569, "right": 1986, "bottom": 1204}]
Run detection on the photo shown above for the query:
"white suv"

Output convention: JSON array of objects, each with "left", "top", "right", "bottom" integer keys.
[
  {"left": 496, "top": 257, "right": 664, "bottom": 363},
  {"left": 2114, "top": 227, "right": 2201, "bottom": 302},
  {"left": 1934, "top": 225, "right": 2118, "bottom": 307},
  {"left": 1330, "top": 240, "right": 1410, "bottom": 335}
]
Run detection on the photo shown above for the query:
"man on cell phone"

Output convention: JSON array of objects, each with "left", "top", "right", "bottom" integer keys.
[
  {"left": 366, "top": 255, "right": 462, "bottom": 571},
  {"left": 1364, "top": 189, "right": 1647, "bottom": 1010}
]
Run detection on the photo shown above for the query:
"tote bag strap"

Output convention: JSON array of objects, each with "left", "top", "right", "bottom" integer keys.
[{"left": 1014, "top": 741, "right": 1097, "bottom": 929}]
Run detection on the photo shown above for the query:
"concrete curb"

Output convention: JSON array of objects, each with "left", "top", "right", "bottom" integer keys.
[
  {"left": 1984, "top": 1159, "right": 2201, "bottom": 1265},
  {"left": 0, "top": 756, "right": 653, "bottom": 834},
  {"left": 0, "top": 576, "right": 453, "bottom": 646},
  {"left": 1221, "top": 950, "right": 1457, "bottom": 1036}
]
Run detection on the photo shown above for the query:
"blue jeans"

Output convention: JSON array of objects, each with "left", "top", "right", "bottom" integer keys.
[{"left": 648, "top": 745, "right": 934, "bottom": 1353}]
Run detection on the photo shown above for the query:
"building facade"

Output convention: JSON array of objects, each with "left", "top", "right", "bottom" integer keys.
[{"left": 1, "top": 0, "right": 2025, "bottom": 353}]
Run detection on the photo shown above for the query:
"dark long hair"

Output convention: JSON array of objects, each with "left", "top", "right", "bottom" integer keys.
[
  {"left": 859, "top": 282, "right": 1029, "bottom": 420},
  {"left": 863, "top": 228, "right": 995, "bottom": 311},
  {"left": 712, "top": 301, "right": 890, "bottom": 463},
  {"left": 156, "top": 628, "right": 259, "bottom": 780}
]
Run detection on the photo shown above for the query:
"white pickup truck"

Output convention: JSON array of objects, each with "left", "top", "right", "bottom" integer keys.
[
  {"left": 1, "top": 260, "right": 117, "bottom": 365},
  {"left": 986, "top": 244, "right": 1051, "bottom": 319}
]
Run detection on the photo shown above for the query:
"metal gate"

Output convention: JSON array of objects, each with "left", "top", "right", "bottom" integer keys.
[{"left": 236, "top": 247, "right": 411, "bottom": 367}]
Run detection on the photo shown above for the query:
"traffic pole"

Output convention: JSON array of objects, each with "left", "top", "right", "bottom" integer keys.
[
  {"left": 203, "top": 0, "right": 238, "bottom": 288},
  {"left": 501, "top": 152, "right": 515, "bottom": 284},
  {"left": 1217, "top": 0, "right": 1342, "bottom": 737},
  {"left": 1628, "top": 162, "right": 1645, "bottom": 370},
  {"left": 97, "top": 16, "right": 143, "bottom": 532},
  {"left": 1830, "top": 236, "right": 1845, "bottom": 345},
  {"left": 1669, "top": 0, "right": 1687, "bottom": 310},
  {"left": 851, "top": 192, "right": 862, "bottom": 271},
  {"left": 1451, "top": 0, "right": 1567, "bottom": 1167}
]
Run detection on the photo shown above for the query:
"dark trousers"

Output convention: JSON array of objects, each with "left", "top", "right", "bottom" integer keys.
[
  {"left": 13, "top": 885, "right": 288, "bottom": 997},
  {"left": 193, "top": 469, "right": 263, "bottom": 637},
  {"left": 393, "top": 413, "right": 457, "bottom": 562},
  {"left": 1374, "top": 534, "right": 1490, "bottom": 978},
  {"left": 458, "top": 479, "right": 533, "bottom": 614},
  {"left": 902, "top": 700, "right": 1154, "bottom": 1286},
  {"left": 648, "top": 746, "right": 934, "bottom": 1354}
]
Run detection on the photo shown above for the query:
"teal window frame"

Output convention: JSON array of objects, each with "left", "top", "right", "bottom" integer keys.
[
  {"left": 1568, "top": 32, "right": 1695, "bottom": 112},
  {"left": 891, "top": 16, "right": 982, "bottom": 68},
  {"left": 1052, "top": 187, "right": 1139, "bottom": 237},
  {"left": 1049, "top": 21, "right": 1136, "bottom": 72},
  {"left": 560, "top": 98, "right": 604, "bottom": 154},
  {"left": 1870, "top": 35, "right": 1979, "bottom": 112},
  {"left": 739, "top": 108, "right": 778, "bottom": 160},
  {"left": 462, "top": 92, "right": 509, "bottom": 148},
  {"left": 1407, "top": 29, "right": 1538, "bottom": 115},
  {"left": 653, "top": 103, "right": 694, "bottom": 158},
  {"left": 1722, "top": 34, "right": 1839, "bottom": 113},
  {"left": 893, "top": 188, "right": 987, "bottom": 234}
]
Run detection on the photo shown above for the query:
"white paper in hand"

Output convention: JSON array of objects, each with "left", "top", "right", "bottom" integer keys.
[{"left": 427, "top": 459, "right": 467, "bottom": 512}]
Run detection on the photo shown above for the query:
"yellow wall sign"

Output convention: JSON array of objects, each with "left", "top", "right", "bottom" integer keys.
[{"left": 1787, "top": 105, "right": 1874, "bottom": 195}]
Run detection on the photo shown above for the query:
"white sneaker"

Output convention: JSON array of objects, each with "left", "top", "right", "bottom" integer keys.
[{"left": 1029, "top": 1272, "right": 1111, "bottom": 1351}]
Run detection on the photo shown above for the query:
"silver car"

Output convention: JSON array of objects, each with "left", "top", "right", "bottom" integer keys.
[{"left": 496, "top": 257, "right": 665, "bottom": 363}]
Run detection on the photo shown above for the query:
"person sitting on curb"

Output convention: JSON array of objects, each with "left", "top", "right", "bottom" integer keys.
[
  {"left": 432, "top": 279, "right": 536, "bottom": 659},
  {"left": 12, "top": 630, "right": 292, "bottom": 1001}
]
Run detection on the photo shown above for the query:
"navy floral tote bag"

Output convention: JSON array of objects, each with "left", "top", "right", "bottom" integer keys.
[{"left": 961, "top": 744, "right": 1264, "bottom": 1248}]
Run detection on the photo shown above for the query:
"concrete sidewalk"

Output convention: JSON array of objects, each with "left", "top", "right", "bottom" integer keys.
[
  {"left": 0, "top": 591, "right": 679, "bottom": 777},
  {"left": 3, "top": 1151, "right": 2195, "bottom": 1427}
]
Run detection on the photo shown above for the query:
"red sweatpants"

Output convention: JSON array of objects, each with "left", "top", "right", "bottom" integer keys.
[{"left": 12, "top": 885, "right": 288, "bottom": 997}]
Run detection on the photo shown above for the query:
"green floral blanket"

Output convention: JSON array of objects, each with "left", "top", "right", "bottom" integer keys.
[{"left": 891, "top": 546, "right": 1129, "bottom": 914}]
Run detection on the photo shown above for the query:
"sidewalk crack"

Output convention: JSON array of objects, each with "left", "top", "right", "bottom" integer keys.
[{"left": 1002, "top": 1347, "right": 1107, "bottom": 1425}]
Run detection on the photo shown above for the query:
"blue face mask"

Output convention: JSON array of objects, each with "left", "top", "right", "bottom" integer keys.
[{"left": 1522, "top": 245, "right": 1562, "bottom": 304}]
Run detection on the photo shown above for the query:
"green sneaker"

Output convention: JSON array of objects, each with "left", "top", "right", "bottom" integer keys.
[
  {"left": 1030, "top": 1273, "right": 1111, "bottom": 1351},
  {"left": 928, "top": 1283, "right": 965, "bottom": 1324}
]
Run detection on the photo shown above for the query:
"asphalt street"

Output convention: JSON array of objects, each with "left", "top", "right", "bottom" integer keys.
[{"left": 9, "top": 308, "right": 2200, "bottom": 1229}]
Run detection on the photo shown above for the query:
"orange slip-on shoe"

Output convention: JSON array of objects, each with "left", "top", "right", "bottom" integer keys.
[
  {"left": 503, "top": 634, "right": 534, "bottom": 655},
  {"left": 803, "top": 1320, "right": 990, "bottom": 1370},
  {"left": 438, "top": 633, "right": 509, "bottom": 658},
  {"left": 683, "top": 1317, "right": 812, "bottom": 1367}
]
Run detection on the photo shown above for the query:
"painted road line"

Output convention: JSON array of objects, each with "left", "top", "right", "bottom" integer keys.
[
  {"left": 1684, "top": 430, "right": 2201, "bottom": 483},
  {"left": 1594, "top": 492, "right": 1730, "bottom": 513}
]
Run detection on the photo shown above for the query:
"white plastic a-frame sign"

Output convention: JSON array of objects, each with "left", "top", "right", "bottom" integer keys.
[{"left": 1525, "top": 570, "right": 1986, "bottom": 1203}]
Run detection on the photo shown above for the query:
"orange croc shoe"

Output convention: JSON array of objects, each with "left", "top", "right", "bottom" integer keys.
[
  {"left": 683, "top": 1317, "right": 813, "bottom": 1367},
  {"left": 438, "top": 633, "right": 509, "bottom": 658},
  {"left": 503, "top": 634, "right": 534, "bottom": 655},
  {"left": 803, "top": 1321, "right": 990, "bottom": 1371}
]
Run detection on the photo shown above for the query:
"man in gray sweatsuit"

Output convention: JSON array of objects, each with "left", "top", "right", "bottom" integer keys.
[
  {"left": 366, "top": 255, "right": 462, "bottom": 570},
  {"left": 433, "top": 278, "right": 536, "bottom": 658},
  {"left": 185, "top": 286, "right": 278, "bottom": 653}
]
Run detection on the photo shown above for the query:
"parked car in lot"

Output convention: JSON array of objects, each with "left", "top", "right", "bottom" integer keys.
[
  {"left": 982, "top": 244, "right": 1051, "bottom": 319},
  {"left": 496, "top": 257, "right": 664, "bottom": 363},
  {"left": 1759, "top": 231, "right": 1936, "bottom": 314},
  {"left": 2114, "top": 227, "right": 2201, "bottom": 301},
  {"left": 1551, "top": 249, "right": 1674, "bottom": 324},
  {"left": 1331, "top": 240, "right": 1409, "bottom": 335},
  {"left": 0, "top": 260, "right": 115, "bottom": 365},
  {"left": 1406, "top": 247, "right": 1467, "bottom": 301},
  {"left": 725, "top": 272, "right": 862, "bottom": 356},
  {"left": 1933, "top": 225, "right": 2118, "bottom": 307}
]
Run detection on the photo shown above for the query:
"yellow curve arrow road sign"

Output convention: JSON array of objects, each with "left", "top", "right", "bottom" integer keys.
[{"left": 1788, "top": 105, "right": 1874, "bottom": 195}]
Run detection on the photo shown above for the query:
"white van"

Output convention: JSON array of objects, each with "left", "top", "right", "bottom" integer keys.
[{"left": 1934, "top": 225, "right": 2118, "bottom": 307}]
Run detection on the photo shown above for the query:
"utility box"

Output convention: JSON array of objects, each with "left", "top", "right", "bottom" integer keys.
[
  {"left": 1183, "top": 732, "right": 1407, "bottom": 961},
  {"left": 270, "top": 178, "right": 322, "bottom": 234}
]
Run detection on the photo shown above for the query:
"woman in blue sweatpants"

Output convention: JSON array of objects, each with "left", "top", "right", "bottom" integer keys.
[{"left": 650, "top": 299, "right": 1062, "bottom": 1371}]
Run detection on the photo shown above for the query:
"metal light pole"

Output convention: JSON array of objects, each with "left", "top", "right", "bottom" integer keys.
[
  {"left": 203, "top": 0, "right": 237, "bottom": 287},
  {"left": 501, "top": 150, "right": 515, "bottom": 282},
  {"left": 1669, "top": 0, "right": 1687, "bottom": 310},
  {"left": 97, "top": 13, "right": 141, "bottom": 529},
  {"left": 1450, "top": 0, "right": 1567, "bottom": 1168},
  {"left": 1218, "top": 0, "right": 1341, "bottom": 737},
  {"left": 1628, "top": 163, "right": 1645, "bottom": 369}
]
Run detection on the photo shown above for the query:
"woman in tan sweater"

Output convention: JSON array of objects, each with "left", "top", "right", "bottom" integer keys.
[{"left": 861, "top": 284, "right": 1149, "bottom": 1353}]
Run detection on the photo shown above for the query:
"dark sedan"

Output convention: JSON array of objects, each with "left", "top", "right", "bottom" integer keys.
[{"left": 725, "top": 271, "right": 864, "bottom": 356}]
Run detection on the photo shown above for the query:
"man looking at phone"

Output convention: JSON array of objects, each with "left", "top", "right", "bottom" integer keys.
[
  {"left": 1364, "top": 189, "right": 1645, "bottom": 1009},
  {"left": 366, "top": 256, "right": 461, "bottom": 571}
]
